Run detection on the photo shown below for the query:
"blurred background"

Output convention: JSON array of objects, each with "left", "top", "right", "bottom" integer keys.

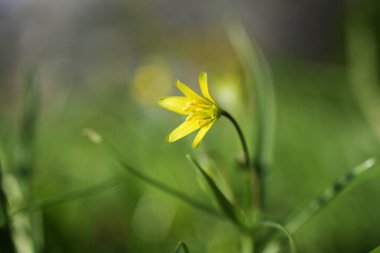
[{"left": 1, "top": 0, "right": 380, "bottom": 252}]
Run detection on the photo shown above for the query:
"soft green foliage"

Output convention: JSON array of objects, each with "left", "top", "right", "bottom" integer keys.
[
  {"left": 1, "top": 1, "right": 380, "bottom": 253},
  {"left": 187, "top": 155, "right": 243, "bottom": 228},
  {"left": 173, "top": 242, "right": 190, "bottom": 253},
  {"left": 369, "top": 247, "right": 380, "bottom": 253}
]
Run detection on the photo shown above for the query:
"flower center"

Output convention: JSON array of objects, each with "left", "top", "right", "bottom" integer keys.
[{"left": 183, "top": 100, "right": 220, "bottom": 127}]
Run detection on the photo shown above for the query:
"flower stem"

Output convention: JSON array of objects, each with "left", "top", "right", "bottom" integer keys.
[
  {"left": 221, "top": 110, "right": 251, "bottom": 169},
  {"left": 221, "top": 110, "right": 262, "bottom": 222}
]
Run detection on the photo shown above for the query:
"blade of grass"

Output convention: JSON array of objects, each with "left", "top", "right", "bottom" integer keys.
[
  {"left": 101, "top": 140, "right": 221, "bottom": 219},
  {"left": 187, "top": 154, "right": 244, "bottom": 229},
  {"left": 285, "top": 158, "right": 376, "bottom": 234},
  {"left": 19, "top": 68, "right": 39, "bottom": 176},
  {"left": 3, "top": 69, "right": 42, "bottom": 253},
  {"left": 346, "top": 13, "right": 380, "bottom": 144},
  {"left": 10, "top": 154, "right": 218, "bottom": 219},
  {"left": 11, "top": 177, "right": 124, "bottom": 215},
  {"left": 81, "top": 131, "right": 222, "bottom": 219},
  {"left": 225, "top": 17, "right": 276, "bottom": 215},
  {"left": 0, "top": 147, "right": 16, "bottom": 253},
  {"left": 259, "top": 220, "right": 297, "bottom": 253},
  {"left": 173, "top": 241, "right": 189, "bottom": 253},
  {"left": 225, "top": 16, "right": 276, "bottom": 181},
  {"left": 0, "top": 145, "right": 35, "bottom": 253},
  {"left": 117, "top": 157, "right": 221, "bottom": 219},
  {"left": 369, "top": 247, "right": 380, "bottom": 253}
]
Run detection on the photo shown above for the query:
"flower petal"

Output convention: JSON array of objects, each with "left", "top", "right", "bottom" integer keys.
[
  {"left": 199, "top": 72, "right": 216, "bottom": 104},
  {"left": 176, "top": 80, "right": 208, "bottom": 103},
  {"left": 158, "top": 96, "right": 192, "bottom": 115},
  {"left": 166, "top": 120, "right": 201, "bottom": 143},
  {"left": 192, "top": 120, "right": 215, "bottom": 148}
]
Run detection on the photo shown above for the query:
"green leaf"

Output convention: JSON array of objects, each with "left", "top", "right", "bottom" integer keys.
[
  {"left": 187, "top": 155, "right": 244, "bottom": 228},
  {"left": 103, "top": 141, "right": 221, "bottom": 218},
  {"left": 173, "top": 241, "right": 189, "bottom": 253},
  {"left": 369, "top": 247, "right": 380, "bottom": 253},
  {"left": 19, "top": 68, "right": 39, "bottom": 177},
  {"left": 12, "top": 177, "right": 124, "bottom": 215},
  {"left": 259, "top": 220, "right": 297, "bottom": 253},
  {"left": 226, "top": 17, "right": 276, "bottom": 181},
  {"left": 21, "top": 69, "right": 39, "bottom": 148},
  {"left": 285, "top": 158, "right": 376, "bottom": 234},
  {"left": 346, "top": 12, "right": 380, "bottom": 143},
  {"left": 193, "top": 154, "right": 235, "bottom": 204}
]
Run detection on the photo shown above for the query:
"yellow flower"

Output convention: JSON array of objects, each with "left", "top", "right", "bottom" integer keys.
[{"left": 158, "top": 72, "right": 222, "bottom": 148}]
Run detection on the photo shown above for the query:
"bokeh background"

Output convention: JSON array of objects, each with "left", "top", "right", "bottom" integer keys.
[{"left": 1, "top": 0, "right": 380, "bottom": 252}]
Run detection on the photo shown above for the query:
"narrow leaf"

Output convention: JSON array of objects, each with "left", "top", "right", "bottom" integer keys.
[
  {"left": 259, "top": 220, "right": 297, "bottom": 253},
  {"left": 104, "top": 142, "right": 221, "bottom": 218},
  {"left": 285, "top": 158, "right": 376, "bottom": 234},
  {"left": 12, "top": 177, "right": 124, "bottom": 215},
  {"left": 118, "top": 159, "right": 220, "bottom": 217},
  {"left": 173, "top": 241, "right": 189, "bottom": 253},
  {"left": 21, "top": 68, "right": 39, "bottom": 147},
  {"left": 187, "top": 155, "right": 243, "bottom": 228},
  {"left": 0, "top": 147, "right": 16, "bottom": 252},
  {"left": 226, "top": 17, "right": 276, "bottom": 182},
  {"left": 369, "top": 247, "right": 380, "bottom": 253},
  {"left": 18, "top": 68, "right": 40, "bottom": 178},
  {"left": 346, "top": 15, "right": 380, "bottom": 143}
]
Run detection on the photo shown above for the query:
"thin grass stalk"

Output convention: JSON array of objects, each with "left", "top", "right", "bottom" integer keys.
[
  {"left": 259, "top": 220, "right": 297, "bottom": 253},
  {"left": 103, "top": 140, "right": 222, "bottom": 219},
  {"left": 0, "top": 148, "right": 16, "bottom": 253},
  {"left": 226, "top": 17, "right": 276, "bottom": 212},
  {"left": 11, "top": 177, "right": 125, "bottom": 215},
  {"left": 1, "top": 146, "right": 35, "bottom": 253},
  {"left": 173, "top": 241, "right": 190, "bottom": 253},
  {"left": 346, "top": 11, "right": 380, "bottom": 144},
  {"left": 284, "top": 158, "right": 376, "bottom": 234},
  {"left": 11, "top": 69, "right": 41, "bottom": 253}
]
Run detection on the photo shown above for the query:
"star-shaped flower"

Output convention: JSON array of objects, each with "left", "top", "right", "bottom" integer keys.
[{"left": 158, "top": 72, "right": 222, "bottom": 148}]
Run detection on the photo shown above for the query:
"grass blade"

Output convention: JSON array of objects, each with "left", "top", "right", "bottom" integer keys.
[
  {"left": 11, "top": 177, "right": 124, "bottom": 215},
  {"left": 81, "top": 130, "right": 222, "bottom": 218},
  {"left": 0, "top": 146, "right": 35, "bottom": 253},
  {"left": 225, "top": 17, "right": 276, "bottom": 180},
  {"left": 19, "top": 69, "right": 39, "bottom": 176},
  {"left": 0, "top": 147, "right": 16, "bottom": 252},
  {"left": 369, "top": 247, "right": 380, "bottom": 253},
  {"left": 173, "top": 241, "right": 189, "bottom": 253},
  {"left": 346, "top": 12, "right": 380, "bottom": 143},
  {"left": 225, "top": 18, "right": 276, "bottom": 214},
  {"left": 259, "top": 220, "right": 297, "bottom": 253},
  {"left": 187, "top": 155, "right": 243, "bottom": 228},
  {"left": 101, "top": 140, "right": 221, "bottom": 218},
  {"left": 117, "top": 158, "right": 220, "bottom": 218},
  {"left": 285, "top": 158, "right": 376, "bottom": 234}
]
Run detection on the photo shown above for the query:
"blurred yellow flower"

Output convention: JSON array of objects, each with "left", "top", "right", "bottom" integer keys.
[{"left": 158, "top": 72, "right": 222, "bottom": 148}]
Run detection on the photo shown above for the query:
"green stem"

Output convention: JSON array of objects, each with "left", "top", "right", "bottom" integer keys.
[
  {"left": 258, "top": 220, "right": 297, "bottom": 253},
  {"left": 106, "top": 142, "right": 222, "bottom": 219},
  {"left": 11, "top": 177, "right": 124, "bottom": 215},
  {"left": 221, "top": 110, "right": 251, "bottom": 169},
  {"left": 226, "top": 17, "right": 276, "bottom": 211},
  {"left": 0, "top": 150, "right": 16, "bottom": 253},
  {"left": 221, "top": 110, "right": 262, "bottom": 222}
]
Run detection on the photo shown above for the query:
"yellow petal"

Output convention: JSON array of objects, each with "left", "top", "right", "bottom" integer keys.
[
  {"left": 158, "top": 96, "right": 192, "bottom": 115},
  {"left": 199, "top": 72, "right": 216, "bottom": 104},
  {"left": 176, "top": 80, "right": 208, "bottom": 103},
  {"left": 166, "top": 120, "right": 201, "bottom": 143},
  {"left": 192, "top": 120, "right": 215, "bottom": 148}
]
